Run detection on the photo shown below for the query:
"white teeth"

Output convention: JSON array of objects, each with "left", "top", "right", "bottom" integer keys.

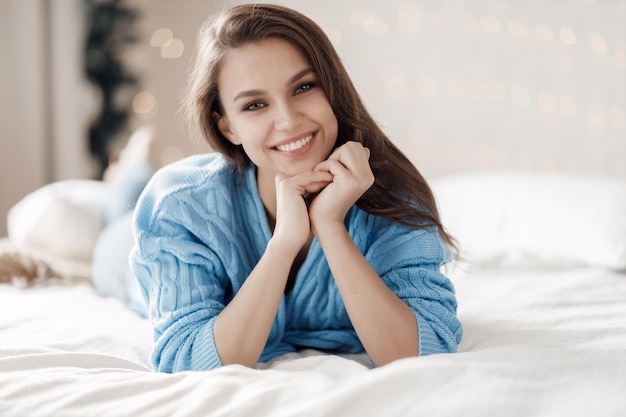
[{"left": 276, "top": 134, "right": 313, "bottom": 152}]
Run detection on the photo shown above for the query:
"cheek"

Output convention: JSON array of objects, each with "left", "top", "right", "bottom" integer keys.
[
  {"left": 234, "top": 118, "right": 266, "bottom": 144},
  {"left": 322, "top": 109, "right": 339, "bottom": 140},
  {"left": 236, "top": 123, "right": 271, "bottom": 160},
  {"left": 310, "top": 97, "right": 338, "bottom": 138}
]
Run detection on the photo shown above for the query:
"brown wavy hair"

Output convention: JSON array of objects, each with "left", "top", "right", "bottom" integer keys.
[{"left": 184, "top": 3, "right": 457, "bottom": 254}]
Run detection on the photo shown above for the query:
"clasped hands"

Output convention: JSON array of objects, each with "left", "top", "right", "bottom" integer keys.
[{"left": 273, "top": 141, "right": 374, "bottom": 250}]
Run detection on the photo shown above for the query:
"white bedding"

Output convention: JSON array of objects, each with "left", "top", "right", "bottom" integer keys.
[
  {"left": 2, "top": 265, "right": 625, "bottom": 417},
  {"left": 2, "top": 171, "right": 625, "bottom": 416}
]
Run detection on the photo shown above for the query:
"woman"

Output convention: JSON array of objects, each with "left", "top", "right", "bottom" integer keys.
[{"left": 129, "top": 3, "right": 462, "bottom": 372}]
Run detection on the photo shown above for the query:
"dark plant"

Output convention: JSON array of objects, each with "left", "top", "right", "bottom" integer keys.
[{"left": 83, "top": 0, "right": 139, "bottom": 175}]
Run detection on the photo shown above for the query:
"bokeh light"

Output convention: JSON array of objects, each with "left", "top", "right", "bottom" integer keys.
[
  {"left": 537, "top": 91, "right": 557, "bottom": 114},
  {"left": 535, "top": 24, "right": 554, "bottom": 41},
  {"left": 591, "top": 35, "right": 608, "bottom": 54},
  {"left": 609, "top": 107, "right": 625, "bottom": 129},
  {"left": 559, "top": 27, "right": 578, "bottom": 45},
  {"left": 397, "top": 2, "right": 421, "bottom": 32},
  {"left": 150, "top": 28, "right": 173, "bottom": 47},
  {"left": 132, "top": 90, "right": 156, "bottom": 115},
  {"left": 508, "top": 19, "right": 528, "bottom": 37},
  {"left": 161, "top": 39, "right": 184, "bottom": 59},
  {"left": 416, "top": 77, "right": 439, "bottom": 97},
  {"left": 480, "top": 15, "right": 501, "bottom": 32}
]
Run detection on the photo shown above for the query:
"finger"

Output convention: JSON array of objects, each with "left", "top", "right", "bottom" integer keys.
[
  {"left": 333, "top": 142, "right": 368, "bottom": 164},
  {"left": 327, "top": 141, "right": 358, "bottom": 160},
  {"left": 303, "top": 179, "right": 331, "bottom": 195},
  {"left": 277, "top": 170, "right": 333, "bottom": 192},
  {"left": 318, "top": 145, "right": 370, "bottom": 176},
  {"left": 301, "top": 171, "right": 333, "bottom": 192},
  {"left": 296, "top": 170, "right": 333, "bottom": 186},
  {"left": 341, "top": 143, "right": 371, "bottom": 173},
  {"left": 314, "top": 158, "right": 350, "bottom": 177},
  {"left": 276, "top": 169, "right": 331, "bottom": 183},
  {"left": 325, "top": 146, "right": 341, "bottom": 163},
  {"left": 319, "top": 151, "right": 374, "bottom": 194}
]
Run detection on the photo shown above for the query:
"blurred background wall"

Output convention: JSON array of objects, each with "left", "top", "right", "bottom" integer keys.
[
  {"left": 1, "top": 0, "right": 625, "bottom": 236},
  {"left": 1, "top": 0, "right": 96, "bottom": 237}
]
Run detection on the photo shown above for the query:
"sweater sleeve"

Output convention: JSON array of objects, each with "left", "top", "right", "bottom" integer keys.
[
  {"left": 129, "top": 166, "right": 233, "bottom": 372},
  {"left": 363, "top": 220, "right": 463, "bottom": 356}
]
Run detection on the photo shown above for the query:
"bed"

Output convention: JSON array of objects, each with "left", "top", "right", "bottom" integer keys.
[{"left": 1, "top": 171, "right": 625, "bottom": 416}]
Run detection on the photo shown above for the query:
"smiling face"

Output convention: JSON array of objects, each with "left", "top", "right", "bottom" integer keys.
[{"left": 215, "top": 37, "right": 339, "bottom": 191}]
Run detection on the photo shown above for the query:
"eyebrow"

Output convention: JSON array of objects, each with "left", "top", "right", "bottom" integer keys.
[{"left": 232, "top": 68, "right": 315, "bottom": 102}]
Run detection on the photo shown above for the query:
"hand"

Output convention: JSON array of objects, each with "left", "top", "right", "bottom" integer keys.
[
  {"left": 309, "top": 141, "right": 374, "bottom": 235},
  {"left": 273, "top": 170, "right": 333, "bottom": 251}
]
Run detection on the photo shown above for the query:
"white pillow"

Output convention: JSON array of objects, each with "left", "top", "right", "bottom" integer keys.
[
  {"left": 7, "top": 180, "right": 110, "bottom": 262},
  {"left": 430, "top": 172, "right": 626, "bottom": 270}
]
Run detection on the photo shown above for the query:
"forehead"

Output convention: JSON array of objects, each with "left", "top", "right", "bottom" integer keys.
[{"left": 217, "top": 38, "right": 311, "bottom": 96}]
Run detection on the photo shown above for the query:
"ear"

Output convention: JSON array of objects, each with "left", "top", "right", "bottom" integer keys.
[{"left": 213, "top": 111, "right": 241, "bottom": 145}]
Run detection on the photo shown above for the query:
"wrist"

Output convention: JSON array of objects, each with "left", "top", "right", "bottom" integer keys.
[
  {"left": 311, "top": 219, "right": 347, "bottom": 241},
  {"left": 266, "top": 235, "right": 303, "bottom": 259}
]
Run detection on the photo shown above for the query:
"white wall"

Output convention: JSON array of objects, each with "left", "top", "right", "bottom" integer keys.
[
  {"left": 48, "top": 0, "right": 98, "bottom": 181},
  {"left": 0, "top": 0, "right": 97, "bottom": 237},
  {"left": 127, "top": 0, "right": 626, "bottom": 180},
  {"left": 0, "top": 0, "right": 49, "bottom": 237}
]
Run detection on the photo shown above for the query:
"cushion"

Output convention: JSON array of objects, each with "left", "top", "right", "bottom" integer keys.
[
  {"left": 7, "top": 180, "right": 110, "bottom": 263},
  {"left": 430, "top": 172, "right": 626, "bottom": 270}
]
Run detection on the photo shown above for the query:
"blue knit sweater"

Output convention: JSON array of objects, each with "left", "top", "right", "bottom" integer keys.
[{"left": 129, "top": 153, "right": 462, "bottom": 372}]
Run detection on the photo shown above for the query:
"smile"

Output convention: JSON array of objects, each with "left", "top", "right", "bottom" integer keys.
[{"left": 275, "top": 134, "right": 314, "bottom": 152}]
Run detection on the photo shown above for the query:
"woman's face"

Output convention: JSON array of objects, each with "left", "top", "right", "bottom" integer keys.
[{"left": 215, "top": 37, "right": 338, "bottom": 182}]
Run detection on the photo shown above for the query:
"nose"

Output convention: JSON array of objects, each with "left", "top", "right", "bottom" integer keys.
[{"left": 273, "top": 100, "right": 302, "bottom": 131}]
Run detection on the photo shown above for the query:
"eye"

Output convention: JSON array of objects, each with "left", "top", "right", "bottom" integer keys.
[
  {"left": 243, "top": 101, "right": 266, "bottom": 111},
  {"left": 294, "top": 82, "right": 316, "bottom": 95}
]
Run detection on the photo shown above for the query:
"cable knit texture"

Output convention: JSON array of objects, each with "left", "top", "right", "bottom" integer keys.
[{"left": 130, "top": 153, "right": 462, "bottom": 372}]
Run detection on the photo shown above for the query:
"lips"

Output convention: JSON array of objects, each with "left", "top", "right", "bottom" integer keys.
[{"left": 273, "top": 133, "right": 314, "bottom": 152}]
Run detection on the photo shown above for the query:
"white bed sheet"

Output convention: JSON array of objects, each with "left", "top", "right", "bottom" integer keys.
[{"left": 1, "top": 266, "right": 625, "bottom": 417}]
